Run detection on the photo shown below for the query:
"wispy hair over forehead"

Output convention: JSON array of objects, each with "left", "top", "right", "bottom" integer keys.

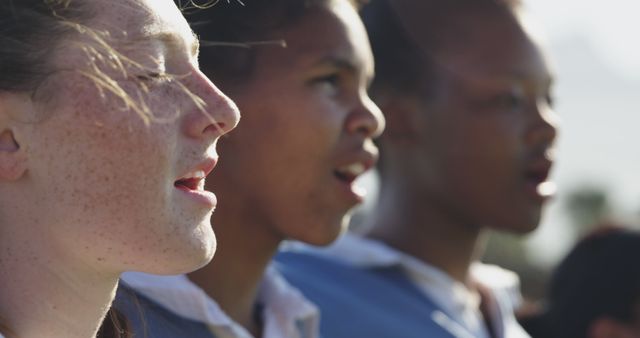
[{"left": 184, "top": 0, "right": 365, "bottom": 86}]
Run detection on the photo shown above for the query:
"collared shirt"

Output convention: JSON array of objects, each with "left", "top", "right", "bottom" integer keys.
[
  {"left": 121, "top": 265, "right": 320, "bottom": 338},
  {"left": 286, "top": 233, "right": 530, "bottom": 338}
]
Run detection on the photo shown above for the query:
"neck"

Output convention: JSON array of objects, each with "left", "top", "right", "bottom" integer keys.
[
  {"left": 188, "top": 209, "right": 282, "bottom": 337},
  {"left": 0, "top": 226, "right": 118, "bottom": 338},
  {"left": 366, "top": 175, "right": 487, "bottom": 285}
]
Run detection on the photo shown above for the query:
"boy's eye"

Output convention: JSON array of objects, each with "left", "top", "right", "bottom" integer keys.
[
  {"left": 487, "top": 89, "right": 526, "bottom": 112},
  {"left": 499, "top": 92, "right": 525, "bottom": 109},
  {"left": 545, "top": 93, "right": 555, "bottom": 108}
]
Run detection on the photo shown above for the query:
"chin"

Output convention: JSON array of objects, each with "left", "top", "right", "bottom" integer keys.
[
  {"left": 495, "top": 216, "right": 542, "bottom": 235},
  {"left": 308, "top": 215, "right": 350, "bottom": 246},
  {"left": 291, "top": 214, "right": 348, "bottom": 247},
  {"left": 150, "top": 251, "right": 215, "bottom": 275},
  {"left": 158, "top": 235, "right": 217, "bottom": 275}
]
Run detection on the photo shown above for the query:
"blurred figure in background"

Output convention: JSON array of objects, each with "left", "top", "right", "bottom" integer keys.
[
  {"left": 116, "top": 0, "right": 384, "bottom": 337},
  {"left": 279, "top": 0, "right": 558, "bottom": 337},
  {"left": 521, "top": 226, "right": 640, "bottom": 338}
]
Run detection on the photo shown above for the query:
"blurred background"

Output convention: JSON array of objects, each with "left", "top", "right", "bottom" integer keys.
[{"left": 482, "top": 0, "right": 640, "bottom": 301}]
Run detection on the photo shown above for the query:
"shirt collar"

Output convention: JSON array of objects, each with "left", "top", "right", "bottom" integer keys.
[
  {"left": 293, "top": 234, "right": 482, "bottom": 318},
  {"left": 288, "top": 233, "right": 527, "bottom": 338},
  {"left": 121, "top": 266, "right": 319, "bottom": 338},
  {"left": 259, "top": 265, "right": 320, "bottom": 338}
]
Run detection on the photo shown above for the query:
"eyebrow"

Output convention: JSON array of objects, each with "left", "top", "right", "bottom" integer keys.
[
  {"left": 312, "top": 55, "right": 359, "bottom": 73},
  {"left": 132, "top": 29, "right": 200, "bottom": 58},
  {"left": 312, "top": 55, "right": 376, "bottom": 86}
]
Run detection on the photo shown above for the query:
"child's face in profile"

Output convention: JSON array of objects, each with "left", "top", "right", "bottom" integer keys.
[
  {"left": 410, "top": 6, "right": 559, "bottom": 233},
  {"left": 208, "top": 0, "right": 385, "bottom": 245},
  {"left": 17, "top": 0, "right": 239, "bottom": 275}
]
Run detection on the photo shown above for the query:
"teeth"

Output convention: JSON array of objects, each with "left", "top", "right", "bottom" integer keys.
[
  {"left": 182, "top": 170, "right": 205, "bottom": 180},
  {"left": 337, "top": 163, "right": 366, "bottom": 177},
  {"left": 537, "top": 181, "right": 557, "bottom": 197}
]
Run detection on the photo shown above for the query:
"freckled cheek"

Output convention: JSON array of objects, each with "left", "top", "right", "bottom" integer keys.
[
  {"left": 90, "top": 127, "right": 174, "bottom": 191},
  {"left": 38, "top": 108, "right": 176, "bottom": 208}
]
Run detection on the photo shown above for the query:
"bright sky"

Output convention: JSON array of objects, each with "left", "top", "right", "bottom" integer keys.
[{"left": 524, "top": 0, "right": 640, "bottom": 79}]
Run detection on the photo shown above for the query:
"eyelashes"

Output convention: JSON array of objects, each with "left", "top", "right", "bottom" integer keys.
[
  {"left": 310, "top": 72, "right": 353, "bottom": 98},
  {"left": 313, "top": 73, "right": 341, "bottom": 86},
  {"left": 136, "top": 71, "right": 173, "bottom": 84},
  {"left": 486, "top": 89, "right": 554, "bottom": 113}
]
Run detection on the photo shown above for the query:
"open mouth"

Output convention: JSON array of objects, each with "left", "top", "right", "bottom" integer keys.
[
  {"left": 524, "top": 163, "right": 556, "bottom": 198},
  {"left": 174, "top": 170, "right": 206, "bottom": 191},
  {"left": 525, "top": 170, "right": 548, "bottom": 186},
  {"left": 334, "top": 163, "right": 366, "bottom": 184}
]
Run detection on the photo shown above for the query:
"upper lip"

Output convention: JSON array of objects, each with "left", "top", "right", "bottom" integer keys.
[
  {"left": 175, "top": 157, "right": 218, "bottom": 189},
  {"left": 524, "top": 157, "right": 553, "bottom": 184}
]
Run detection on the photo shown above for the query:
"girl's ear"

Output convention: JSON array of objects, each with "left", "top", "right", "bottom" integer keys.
[
  {"left": 0, "top": 93, "right": 28, "bottom": 181},
  {"left": 0, "top": 129, "right": 27, "bottom": 181}
]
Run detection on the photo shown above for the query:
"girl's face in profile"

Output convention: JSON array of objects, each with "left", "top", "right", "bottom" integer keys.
[
  {"left": 210, "top": 0, "right": 385, "bottom": 245},
  {"left": 9, "top": 0, "right": 239, "bottom": 275}
]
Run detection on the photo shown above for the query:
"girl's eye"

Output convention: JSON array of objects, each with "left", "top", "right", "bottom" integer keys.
[
  {"left": 315, "top": 74, "right": 340, "bottom": 86},
  {"left": 136, "top": 72, "right": 171, "bottom": 83},
  {"left": 311, "top": 73, "right": 342, "bottom": 94}
]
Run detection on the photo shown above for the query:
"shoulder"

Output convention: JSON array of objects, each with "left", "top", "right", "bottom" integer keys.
[
  {"left": 472, "top": 263, "right": 523, "bottom": 312},
  {"left": 114, "top": 283, "right": 217, "bottom": 338},
  {"left": 275, "top": 251, "right": 457, "bottom": 338}
]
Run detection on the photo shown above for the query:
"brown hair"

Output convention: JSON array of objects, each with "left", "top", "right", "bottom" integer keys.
[
  {"left": 97, "top": 308, "right": 132, "bottom": 338},
  {"left": 186, "top": 0, "right": 364, "bottom": 87},
  {"left": 0, "top": 319, "right": 13, "bottom": 337},
  {"left": 361, "top": 0, "right": 522, "bottom": 102},
  {"left": 0, "top": 0, "right": 92, "bottom": 95},
  {"left": 1, "top": 2, "right": 132, "bottom": 337}
]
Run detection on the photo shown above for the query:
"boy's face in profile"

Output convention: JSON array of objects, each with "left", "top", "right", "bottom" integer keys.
[{"left": 406, "top": 6, "right": 559, "bottom": 232}]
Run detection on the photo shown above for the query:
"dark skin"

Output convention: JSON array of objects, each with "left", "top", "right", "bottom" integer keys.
[
  {"left": 366, "top": 0, "right": 558, "bottom": 321},
  {"left": 188, "top": 1, "right": 384, "bottom": 336}
]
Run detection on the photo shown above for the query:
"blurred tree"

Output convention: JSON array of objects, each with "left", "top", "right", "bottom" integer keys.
[{"left": 565, "top": 185, "right": 611, "bottom": 237}]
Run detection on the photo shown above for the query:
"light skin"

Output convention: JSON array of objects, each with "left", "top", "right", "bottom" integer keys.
[
  {"left": 0, "top": 0, "right": 239, "bottom": 337},
  {"left": 367, "top": 2, "right": 558, "bottom": 291},
  {"left": 188, "top": 0, "right": 385, "bottom": 335}
]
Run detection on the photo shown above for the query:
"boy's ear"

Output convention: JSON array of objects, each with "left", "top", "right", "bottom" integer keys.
[{"left": 0, "top": 129, "right": 27, "bottom": 181}]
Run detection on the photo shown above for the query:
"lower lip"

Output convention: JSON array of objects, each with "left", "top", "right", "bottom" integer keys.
[
  {"left": 525, "top": 180, "right": 556, "bottom": 202},
  {"left": 335, "top": 176, "right": 366, "bottom": 205},
  {"left": 175, "top": 185, "right": 218, "bottom": 209}
]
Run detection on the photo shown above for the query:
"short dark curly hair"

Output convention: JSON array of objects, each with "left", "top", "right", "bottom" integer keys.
[
  {"left": 361, "top": 0, "right": 522, "bottom": 102},
  {"left": 525, "top": 227, "right": 640, "bottom": 338},
  {"left": 187, "top": 0, "right": 365, "bottom": 86}
]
